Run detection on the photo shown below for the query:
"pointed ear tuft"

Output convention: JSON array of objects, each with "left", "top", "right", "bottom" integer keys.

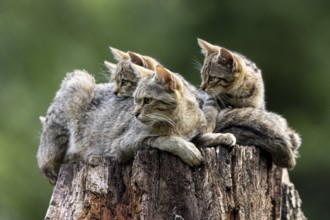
[
  {"left": 155, "top": 65, "right": 183, "bottom": 91},
  {"left": 128, "top": 51, "right": 147, "bottom": 67},
  {"left": 219, "top": 48, "right": 239, "bottom": 71},
  {"left": 197, "top": 38, "right": 219, "bottom": 56},
  {"left": 109, "top": 47, "right": 129, "bottom": 61},
  {"left": 39, "top": 116, "right": 46, "bottom": 125},
  {"left": 131, "top": 63, "right": 153, "bottom": 78},
  {"left": 104, "top": 60, "right": 117, "bottom": 74}
]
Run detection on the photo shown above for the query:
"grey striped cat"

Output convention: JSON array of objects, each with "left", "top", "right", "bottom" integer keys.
[
  {"left": 197, "top": 38, "right": 301, "bottom": 169},
  {"left": 37, "top": 62, "right": 235, "bottom": 184},
  {"left": 104, "top": 47, "right": 159, "bottom": 97}
]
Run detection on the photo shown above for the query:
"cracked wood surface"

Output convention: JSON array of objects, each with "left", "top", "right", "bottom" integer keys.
[{"left": 45, "top": 145, "right": 306, "bottom": 220}]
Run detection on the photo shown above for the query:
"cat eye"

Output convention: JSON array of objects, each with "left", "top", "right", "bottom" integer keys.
[
  {"left": 144, "top": 97, "right": 152, "bottom": 105},
  {"left": 121, "top": 80, "right": 130, "bottom": 86},
  {"left": 208, "top": 76, "right": 218, "bottom": 83}
]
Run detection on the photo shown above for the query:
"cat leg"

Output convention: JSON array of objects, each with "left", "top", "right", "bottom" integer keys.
[
  {"left": 145, "top": 136, "right": 203, "bottom": 167},
  {"left": 202, "top": 97, "right": 219, "bottom": 133},
  {"left": 203, "top": 106, "right": 218, "bottom": 132}
]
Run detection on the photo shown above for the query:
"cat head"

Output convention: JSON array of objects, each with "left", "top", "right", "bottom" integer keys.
[
  {"left": 133, "top": 65, "right": 184, "bottom": 128},
  {"left": 197, "top": 38, "right": 245, "bottom": 95},
  {"left": 105, "top": 47, "right": 159, "bottom": 97}
]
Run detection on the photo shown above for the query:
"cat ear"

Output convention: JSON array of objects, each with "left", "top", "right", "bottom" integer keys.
[
  {"left": 154, "top": 65, "right": 183, "bottom": 92},
  {"left": 131, "top": 63, "right": 154, "bottom": 78},
  {"left": 197, "top": 38, "right": 219, "bottom": 56},
  {"left": 128, "top": 51, "right": 147, "bottom": 67},
  {"left": 143, "top": 56, "right": 158, "bottom": 70},
  {"left": 219, "top": 48, "right": 240, "bottom": 71},
  {"left": 109, "top": 47, "right": 129, "bottom": 61},
  {"left": 128, "top": 51, "right": 159, "bottom": 70},
  {"left": 104, "top": 60, "right": 117, "bottom": 74}
]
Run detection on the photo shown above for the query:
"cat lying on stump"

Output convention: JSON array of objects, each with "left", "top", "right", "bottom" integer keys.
[
  {"left": 37, "top": 40, "right": 301, "bottom": 185},
  {"left": 197, "top": 39, "right": 301, "bottom": 168}
]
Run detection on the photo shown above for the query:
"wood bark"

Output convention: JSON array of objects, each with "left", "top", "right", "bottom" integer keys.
[{"left": 45, "top": 145, "right": 306, "bottom": 220}]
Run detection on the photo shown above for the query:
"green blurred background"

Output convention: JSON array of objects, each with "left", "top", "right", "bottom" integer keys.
[{"left": 0, "top": 0, "right": 329, "bottom": 219}]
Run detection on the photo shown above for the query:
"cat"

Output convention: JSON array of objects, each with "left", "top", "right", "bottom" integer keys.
[
  {"left": 130, "top": 64, "right": 236, "bottom": 148},
  {"left": 197, "top": 38, "right": 301, "bottom": 168},
  {"left": 104, "top": 47, "right": 159, "bottom": 97},
  {"left": 197, "top": 38, "right": 265, "bottom": 133},
  {"left": 105, "top": 48, "right": 205, "bottom": 109},
  {"left": 37, "top": 64, "right": 236, "bottom": 184},
  {"left": 198, "top": 38, "right": 265, "bottom": 109}
]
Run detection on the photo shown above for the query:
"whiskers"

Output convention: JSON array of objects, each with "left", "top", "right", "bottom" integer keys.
[
  {"left": 147, "top": 114, "right": 182, "bottom": 135},
  {"left": 149, "top": 114, "right": 175, "bottom": 127},
  {"left": 191, "top": 56, "right": 203, "bottom": 71},
  {"left": 98, "top": 66, "right": 112, "bottom": 82},
  {"left": 208, "top": 90, "right": 230, "bottom": 109}
]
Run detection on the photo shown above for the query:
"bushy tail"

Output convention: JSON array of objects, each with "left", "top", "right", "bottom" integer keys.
[
  {"left": 37, "top": 70, "right": 95, "bottom": 184},
  {"left": 217, "top": 107, "right": 300, "bottom": 169},
  {"left": 57, "top": 70, "right": 96, "bottom": 121}
]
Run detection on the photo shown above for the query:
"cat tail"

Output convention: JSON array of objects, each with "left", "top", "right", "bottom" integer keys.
[
  {"left": 216, "top": 108, "right": 297, "bottom": 169},
  {"left": 58, "top": 70, "right": 96, "bottom": 121},
  {"left": 37, "top": 70, "right": 95, "bottom": 184}
]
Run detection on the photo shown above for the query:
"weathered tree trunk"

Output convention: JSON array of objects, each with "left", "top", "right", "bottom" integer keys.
[{"left": 45, "top": 145, "right": 306, "bottom": 220}]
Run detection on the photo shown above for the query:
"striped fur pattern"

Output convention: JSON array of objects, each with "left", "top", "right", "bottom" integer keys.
[
  {"left": 37, "top": 64, "right": 236, "bottom": 184},
  {"left": 197, "top": 39, "right": 301, "bottom": 168},
  {"left": 217, "top": 108, "right": 301, "bottom": 169},
  {"left": 104, "top": 48, "right": 159, "bottom": 98},
  {"left": 198, "top": 38, "right": 265, "bottom": 110},
  {"left": 132, "top": 65, "right": 236, "bottom": 147},
  {"left": 37, "top": 69, "right": 204, "bottom": 184},
  {"left": 107, "top": 59, "right": 143, "bottom": 98}
]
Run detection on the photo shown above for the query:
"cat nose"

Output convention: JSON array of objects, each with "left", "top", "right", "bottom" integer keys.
[
  {"left": 200, "top": 82, "right": 206, "bottom": 91},
  {"left": 113, "top": 87, "right": 120, "bottom": 95},
  {"left": 133, "top": 108, "right": 141, "bottom": 118}
]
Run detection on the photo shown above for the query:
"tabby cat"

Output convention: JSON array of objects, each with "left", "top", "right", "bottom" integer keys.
[
  {"left": 198, "top": 38, "right": 265, "bottom": 109},
  {"left": 104, "top": 47, "right": 159, "bottom": 97},
  {"left": 198, "top": 38, "right": 265, "bottom": 133},
  {"left": 37, "top": 64, "right": 236, "bottom": 184},
  {"left": 197, "top": 38, "right": 301, "bottom": 168}
]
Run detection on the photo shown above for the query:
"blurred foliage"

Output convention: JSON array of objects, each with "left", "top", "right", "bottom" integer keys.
[{"left": 0, "top": 0, "right": 329, "bottom": 219}]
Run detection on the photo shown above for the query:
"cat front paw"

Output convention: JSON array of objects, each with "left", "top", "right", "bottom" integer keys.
[
  {"left": 197, "top": 132, "right": 236, "bottom": 148},
  {"left": 180, "top": 142, "right": 203, "bottom": 167},
  {"left": 219, "top": 133, "right": 236, "bottom": 147}
]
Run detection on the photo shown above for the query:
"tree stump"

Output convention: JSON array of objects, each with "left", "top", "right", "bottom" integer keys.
[{"left": 45, "top": 145, "right": 306, "bottom": 220}]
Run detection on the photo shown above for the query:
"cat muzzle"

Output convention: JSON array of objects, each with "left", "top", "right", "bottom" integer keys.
[
  {"left": 133, "top": 110, "right": 140, "bottom": 118},
  {"left": 200, "top": 82, "right": 207, "bottom": 91},
  {"left": 113, "top": 87, "right": 120, "bottom": 96}
]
